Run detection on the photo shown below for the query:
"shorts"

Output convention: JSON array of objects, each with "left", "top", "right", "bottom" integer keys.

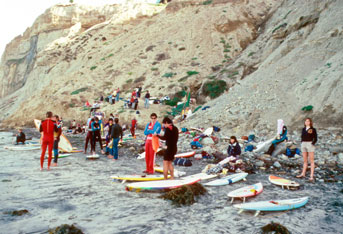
[
  {"left": 301, "top": 142, "right": 315, "bottom": 153},
  {"left": 164, "top": 149, "right": 176, "bottom": 161}
]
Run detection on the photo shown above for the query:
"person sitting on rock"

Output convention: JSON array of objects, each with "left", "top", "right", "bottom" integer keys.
[
  {"left": 15, "top": 129, "right": 26, "bottom": 145},
  {"left": 227, "top": 136, "right": 241, "bottom": 162},
  {"left": 266, "top": 119, "right": 288, "bottom": 155}
]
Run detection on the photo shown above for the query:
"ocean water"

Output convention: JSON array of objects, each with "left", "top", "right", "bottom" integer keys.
[{"left": 0, "top": 131, "right": 343, "bottom": 234}]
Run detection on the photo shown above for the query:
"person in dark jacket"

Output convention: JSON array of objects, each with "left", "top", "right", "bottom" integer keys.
[
  {"left": 155, "top": 117, "right": 179, "bottom": 179},
  {"left": 52, "top": 115, "right": 62, "bottom": 167},
  {"left": 110, "top": 118, "right": 123, "bottom": 160},
  {"left": 227, "top": 136, "right": 241, "bottom": 162},
  {"left": 297, "top": 118, "right": 317, "bottom": 182},
  {"left": 266, "top": 119, "right": 288, "bottom": 155},
  {"left": 15, "top": 129, "right": 26, "bottom": 144}
]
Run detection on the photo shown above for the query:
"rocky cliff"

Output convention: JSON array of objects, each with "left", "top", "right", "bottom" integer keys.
[{"left": 0, "top": 0, "right": 342, "bottom": 131}]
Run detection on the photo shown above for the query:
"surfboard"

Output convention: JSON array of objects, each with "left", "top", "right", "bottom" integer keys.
[
  {"left": 4, "top": 145, "right": 41, "bottom": 151},
  {"left": 182, "top": 173, "right": 218, "bottom": 181},
  {"left": 152, "top": 135, "right": 160, "bottom": 152},
  {"left": 203, "top": 127, "right": 213, "bottom": 136},
  {"left": 253, "top": 138, "right": 275, "bottom": 153},
  {"left": 154, "top": 167, "right": 186, "bottom": 177},
  {"left": 86, "top": 154, "right": 100, "bottom": 159},
  {"left": 227, "top": 183, "right": 263, "bottom": 203},
  {"left": 46, "top": 153, "right": 72, "bottom": 158},
  {"left": 112, "top": 174, "right": 170, "bottom": 182},
  {"left": 190, "top": 127, "right": 203, "bottom": 132},
  {"left": 34, "top": 119, "right": 73, "bottom": 153},
  {"left": 204, "top": 173, "right": 248, "bottom": 186},
  {"left": 137, "top": 148, "right": 162, "bottom": 159},
  {"left": 268, "top": 175, "right": 300, "bottom": 189},
  {"left": 234, "top": 197, "right": 309, "bottom": 216},
  {"left": 126, "top": 177, "right": 200, "bottom": 191},
  {"left": 174, "top": 151, "right": 196, "bottom": 158}
]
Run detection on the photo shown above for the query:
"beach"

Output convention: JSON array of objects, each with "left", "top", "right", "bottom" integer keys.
[{"left": 1, "top": 130, "right": 343, "bottom": 234}]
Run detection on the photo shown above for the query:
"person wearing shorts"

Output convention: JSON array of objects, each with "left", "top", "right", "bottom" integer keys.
[
  {"left": 297, "top": 118, "right": 317, "bottom": 182},
  {"left": 155, "top": 117, "right": 179, "bottom": 180}
]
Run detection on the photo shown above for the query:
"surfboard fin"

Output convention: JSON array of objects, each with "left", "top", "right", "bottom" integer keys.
[
  {"left": 254, "top": 210, "right": 260, "bottom": 217},
  {"left": 243, "top": 178, "right": 247, "bottom": 181},
  {"left": 238, "top": 209, "right": 244, "bottom": 214},
  {"left": 230, "top": 197, "right": 234, "bottom": 203},
  {"left": 121, "top": 180, "right": 126, "bottom": 184},
  {"left": 243, "top": 197, "right": 246, "bottom": 203}
]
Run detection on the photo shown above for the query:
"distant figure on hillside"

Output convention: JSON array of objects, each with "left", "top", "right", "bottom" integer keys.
[
  {"left": 133, "top": 97, "right": 139, "bottom": 110},
  {"left": 15, "top": 129, "right": 26, "bottom": 145},
  {"left": 266, "top": 119, "right": 288, "bottom": 155},
  {"left": 144, "top": 91, "right": 150, "bottom": 109},
  {"left": 297, "top": 118, "right": 318, "bottom": 182},
  {"left": 137, "top": 87, "right": 142, "bottom": 98},
  {"left": 116, "top": 88, "right": 120, "bottom": 102},
  {"left": 132, "top": 89, "right": 137, "bottom": 98}
]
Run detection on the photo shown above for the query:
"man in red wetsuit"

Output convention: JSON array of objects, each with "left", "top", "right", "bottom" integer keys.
[{"left": 40, "top": 111, "right": 58, "bottom": 171}]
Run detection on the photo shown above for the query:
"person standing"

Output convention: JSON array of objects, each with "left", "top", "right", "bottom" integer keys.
[
  {"left": 155, "top": 117, "right": 178, "bottom": 179},
  {"left": 15, "top": 129, "right": 26, "bottom": 144},
  {"left": 131, "top": 117, "right": 137, "bottom": 138},
  {"left": 144, "top": 91, "right": 150, "bottom": 109},
  {"left": 39, "top": 111, "right": 58, "bottom": 171},
  {"left": 91, "top": 117, "right": 104, "bottom": 155},
  {"left": 111, "top": 118, "right": 123, "bottom": 160},
  {"left": 52, "top": 115, "right": 62, "bottom": 167},
  {"left": 297, "top": 118, "right": 318, "bottom": 182},
  {"left": 84, "top": 117, "right": 94, "bottom": 154},
  {"left": 137, "top": 87, "right": 142, "bottom": 98},
  {"left": 134, "top": 97, "right": 139, "bottom": 110},
  {"left": 116, "top": 88, "right": 120, "bottom": 102},
  {"left": 144, "top": 113, "right": 161, "bottom": 174}
]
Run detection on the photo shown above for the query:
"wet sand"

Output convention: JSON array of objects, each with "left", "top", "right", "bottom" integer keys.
[{"left": 1, "top": 131, "right": 343, "bottom": 234}]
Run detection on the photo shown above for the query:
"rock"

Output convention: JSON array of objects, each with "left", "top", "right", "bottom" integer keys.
[
  {"left": 273, "top": 161, "right": 282, "bottom": 168},
  {"left": 280, "top": 154, "right": 289, "bottom": 161},
  {"left": 329, "top": 146, "right": 343, "bottom": 154},
  {"left": 4, "top": 209, "right": 29, "bottom": 216},
  {"left": 337, "top": 153, "right": 343, "bottom": 165},
  {"left": 255, "top": 161, "right": 265, "bottom": 167},
  {"left": 49, "top": 224, "right": 83, "bottom": 234},
  {"left": 202, "top": 137, "right": 215, "bottom": 146}
]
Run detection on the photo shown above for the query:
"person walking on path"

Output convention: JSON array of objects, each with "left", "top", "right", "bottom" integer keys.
[
  {"left": 144, "top": 113, "right": 161, "bottom": 174},
  {"left": 154, "top": 117, "right": 178, "bottom": 179},
  {"left": 52, "top": 115, "right": 62, "bottom": 167},
  {"left": 116, "top": 88, "right": 120, "bottom": 102},
  {"left": 110, "top": 118, "right": 123, "bottom": 160},
  {"left": 297, "top": 118, "right": 318, "bottom": 182},
  {"left": 144, "top": 91, "right": 150, "bottom": 109},
  {"left": 39, "top": 111, "right": 58, "bottom": 171}
]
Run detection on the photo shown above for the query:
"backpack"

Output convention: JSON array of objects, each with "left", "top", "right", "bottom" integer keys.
[{"left": 174, "top": 158, "right": 192, "bottom": 167}]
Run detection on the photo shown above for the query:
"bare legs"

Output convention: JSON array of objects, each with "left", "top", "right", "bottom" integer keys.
[
  {"left": 297, "top": 152, "right": 315, "bottom": 180},
  {"left": 163, "top": 160, "right": 174, "bottom": 180}
]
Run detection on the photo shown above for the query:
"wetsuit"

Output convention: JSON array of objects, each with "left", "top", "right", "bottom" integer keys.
[
  {"left": 40, "top": 119, "right": 58, "bottom": 169},
  {"left": 266, "top": 126, "right": 288, "bottom": 155},
  {"left": 16, "top": 132, "right": 26, "bottom": 144},
  {"left": 144, "top": 121, "right": 161, "bottom": 174},
  {"left": 84, "top": 119, "right": 94, "bottom": 153},
  {"left": 131, "top": 119, "right": 137, "bottom": 137},
  {"left": 91, "top": 122, "right": 103, "bottom": 153},
  {"left": 53, "top": 121, "right": 62, "bottom": 163},
  {"left": 158, "top": 125, "right": 179, "bottom": 161}
]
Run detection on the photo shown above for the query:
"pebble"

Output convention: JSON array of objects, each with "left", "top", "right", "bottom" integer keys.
[
  {"left": 273, "top": 161, "right": 282, "bottom": 168},
  {"left": 255, "top": 161, "right": 265, "bottom": 167}
]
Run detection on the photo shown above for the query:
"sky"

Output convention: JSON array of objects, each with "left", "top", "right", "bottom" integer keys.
[{"left": 0, "top": 0, "right": 125, "bottom": 56}]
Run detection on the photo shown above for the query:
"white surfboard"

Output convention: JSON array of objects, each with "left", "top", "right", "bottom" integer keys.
[
  {"left": 204, "top": 173, "right": 248, "bottom": 186},
  {"left": 234, "top": 197, "right": 309, "bottom": 216},
  {"left": 126, "top": 177, "right": 200, "bottom": 191},
  {"left": 112, "top": 174, "right": 169, "bottom": 182},
  {"left": 86, "top": 154, "right": 100, "bottom": 159},
  {"left": 253, "top": 138, "right": 275, "bottom": 153},
  {"left": 34, "top": 119, "right": 73, "bottom": 153},
  {"left": 182, "top": 173, "right": 218, "bottom": 181},
  {"left": 203, "top": 127, "right": 213, "bottom": 136},
  {"left": 154, "top": 167, "right": 186, "bottom": 177},
  {"left": 4, "top": 145, "right": 41, "bottom": 151},
  {"left": 227, "top": 183, "right": 263, "bottom": 203},
  {"left": 269, "top": 175, "right": 300, "bottom": 189}
]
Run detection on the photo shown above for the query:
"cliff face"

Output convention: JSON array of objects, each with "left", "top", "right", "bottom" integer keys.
[
  {"left": 0, "top": 0, "right": 341, "bottom": 131},
  {"left": 0, "top": 0, "right": 278, "bottom": 126}
]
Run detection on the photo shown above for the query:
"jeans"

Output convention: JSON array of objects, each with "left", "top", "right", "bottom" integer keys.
[
  {"left": 111, "top": 138, "right": 120, "bottom": 159},
  {"left": 53, "top": 139, "right": 59, "bottom": 163},
  {"left": 144, "top": 98, "right": 149, "bottom": 108},
  {"left": 116, "top": 94, "right": 119, "bottom": 102}
]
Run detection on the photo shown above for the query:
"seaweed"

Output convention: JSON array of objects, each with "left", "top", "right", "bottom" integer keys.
[
  {"left": 301, "top": 105, "right": 313, "bottom": 111},
  {"left": 71, "top": 87, "right": 88, "bottom": 95},
  {"left": 160, "top": 183, "right": 207, "bottom": 206},
  {"left": 261, "top": 222, "right": 290, "bottom": 234},
  {"left": 186, "top": 71, "right": 199, "bottom": 76},
  {"left": 49, "top": 224, "right": 83, "bottom": 234},
  {"left": 90, "top": 66, "right": 97, "bottom": 70}
]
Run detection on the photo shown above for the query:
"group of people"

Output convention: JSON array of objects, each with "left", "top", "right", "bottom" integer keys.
[{"left": 38, "top": 109, "right": 318, "bottom": 182}]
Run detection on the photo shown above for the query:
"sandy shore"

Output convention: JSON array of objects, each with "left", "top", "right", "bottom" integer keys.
[{"left": 1, "top": 131, "right": 343, "bottom": 234}]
